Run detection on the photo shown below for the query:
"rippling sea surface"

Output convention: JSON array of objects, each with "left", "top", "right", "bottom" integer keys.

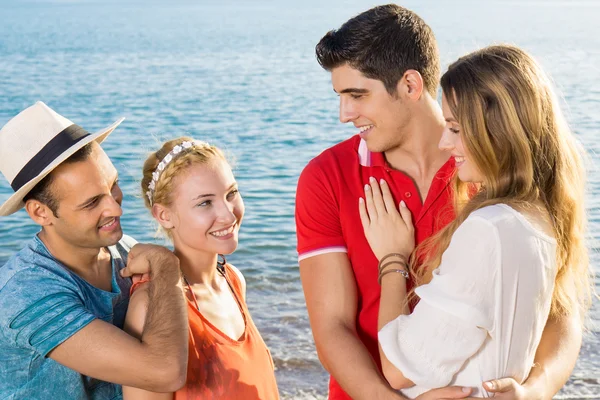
[{"left": 0, "top": 0, "right": 598, "bottom": 398}]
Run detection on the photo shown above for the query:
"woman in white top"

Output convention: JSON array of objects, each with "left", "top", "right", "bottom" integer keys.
[{"left": 359, "top": 45, "right": 592, "bottom": 397}]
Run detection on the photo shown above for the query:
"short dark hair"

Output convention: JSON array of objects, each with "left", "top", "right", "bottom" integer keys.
[
  {"left": 315, "top": 4, "right": 440, "bottom": 96},
  {"left": 23, "top": 143, "right": 94, "bottom": 217}
]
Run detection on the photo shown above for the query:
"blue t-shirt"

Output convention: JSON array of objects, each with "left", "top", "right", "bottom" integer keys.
[{"left": 0, "top": 234, "right": 135, "bottom": 400}]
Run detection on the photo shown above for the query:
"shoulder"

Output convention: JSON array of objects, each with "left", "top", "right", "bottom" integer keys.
[
  {"left": 300, "top": 136, "right": 360, "bottom": 177},
  {"left": 0, "top": 242, "right": 77, "bottom": 293},
  {"left": 226, "top": 264, "right": 246, "bottom": 300}
]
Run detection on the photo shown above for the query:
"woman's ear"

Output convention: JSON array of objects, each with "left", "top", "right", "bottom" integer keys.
[{"left": 152, "top": 203, "right": 175, "bottom": 230}]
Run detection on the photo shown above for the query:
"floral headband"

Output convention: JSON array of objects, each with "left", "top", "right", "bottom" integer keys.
[{"left": 146, "top": 140, "right": 205, "bottom": 205}]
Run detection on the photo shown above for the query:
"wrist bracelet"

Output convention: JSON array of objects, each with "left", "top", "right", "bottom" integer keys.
[
  {"left": 378, "top": 253, "right": 408, "bottom": 272},
  {"left": 378, "top": 260, "right": 408, "bottom": 273},
  {"left": 378, "top": 268, "right": 409, "bottom": 285}
]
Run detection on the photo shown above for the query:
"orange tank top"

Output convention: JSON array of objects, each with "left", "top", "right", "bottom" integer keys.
[{"left": 131, "top": 265, "right": 279, "bottom": 399}]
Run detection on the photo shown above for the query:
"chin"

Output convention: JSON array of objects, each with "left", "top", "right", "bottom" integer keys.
[
  {"left": 218, "top": 241, "right": 239, "bottom": 256},
  {"left": 101, "top": 229, "right": 124, "bottom": 247}
]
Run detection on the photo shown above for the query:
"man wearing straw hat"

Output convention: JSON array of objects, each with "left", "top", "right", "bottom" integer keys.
[{"left": 0, "top": 102, "right": 188, "bottom": 399}]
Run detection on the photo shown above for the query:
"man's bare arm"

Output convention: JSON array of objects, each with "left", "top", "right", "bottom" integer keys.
[
  {"left": 300, "top": 252, "right": 403, "bottom": 400},
  {"left": 483, "top": 311, "right": 582, "bottom": 399},
  {"left": 48, "top": 244, "right": 189, "bottom": 392},
  {"left": 122, "top": 283, "right": 176, "bottom": 399}
]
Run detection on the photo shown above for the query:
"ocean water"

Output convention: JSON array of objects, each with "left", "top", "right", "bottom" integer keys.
[{"left": 0, "top": 0, "right": 598, "bottom": 398}]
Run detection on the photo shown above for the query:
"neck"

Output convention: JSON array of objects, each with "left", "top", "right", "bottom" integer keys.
[
  {"left": 384, "top": 95, "right": 448, "bottom": 176},
  {"left": 175, "top": 247, "right": 221, "bottom": 289},
  {"left": 38, "top": 228, "right": 108, "bottom": 276}
]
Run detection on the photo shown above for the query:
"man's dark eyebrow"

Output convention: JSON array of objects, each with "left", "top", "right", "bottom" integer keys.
[{"left": 334, "top": 88, "right": 370, "bottom": 95}]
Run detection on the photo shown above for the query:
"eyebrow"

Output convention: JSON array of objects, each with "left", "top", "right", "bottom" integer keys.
[
  {"left": 192, "top": 182, "right": 238, "bottom": 201},
  {"left": 334, "top": 88, "right": 370, "bottom": 95},
  {"left": 76, "top": 176, "right": 119, "bottom": 209},
  {"left": 445, "top": 117, "right": 458, "bottom": 123}
]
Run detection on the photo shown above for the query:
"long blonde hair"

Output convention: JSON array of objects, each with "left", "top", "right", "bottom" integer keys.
[{"left": 413, "top": 45, "right": 591, "bottom": 320}]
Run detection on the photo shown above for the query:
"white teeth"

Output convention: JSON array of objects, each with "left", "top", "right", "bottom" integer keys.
[
  {"left": 100, "top": 218, "right": 116, "bottom": 229},
  {"left": 359, "top": 125, "right": 373, "bottom": 132},
  {"left": 211, "top": 225, "right": 235, "bottom": 237},
  {"left": 455, "top": 156, "right": 465, "bottom": 163}
]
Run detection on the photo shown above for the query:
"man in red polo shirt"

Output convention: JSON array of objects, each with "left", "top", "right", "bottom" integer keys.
[{"left": 295, "top": 4, "right": 583, "bottom": 400}]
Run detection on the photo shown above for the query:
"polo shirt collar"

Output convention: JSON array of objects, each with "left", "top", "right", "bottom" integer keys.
[{"left": 357, "top": 138, "right": 390, "bottom": 168}]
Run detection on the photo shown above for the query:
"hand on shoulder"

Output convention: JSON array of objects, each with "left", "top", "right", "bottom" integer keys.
[{"left": 120, "top": 243, "right": 179, "bottom": 278}]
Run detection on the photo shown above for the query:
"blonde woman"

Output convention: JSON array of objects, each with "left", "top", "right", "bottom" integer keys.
[
  {"left": 359, "top": 45, "right": 591, "bottom": 397},
  {"left": 122, "top": 138, "right": 279, "bottom": 399}
]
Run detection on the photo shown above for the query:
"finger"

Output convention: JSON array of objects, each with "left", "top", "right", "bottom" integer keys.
[
  {"left": 379, "top": 179, "right": 398, "bottom": 217},
  {"left": 364, "top": 182, "right": 378, "bottom": 220},
  {"left": 416, "top": 386, "right": 472, "bottom": 399},
  {"left": 369, "top": 176, "right": 387, "bottom": 215},
  {"left": 127, "top": 243, "right": 149, "bottom": 260},
  {"left": 120, "top": 266, "right": 133, "bottom": 278},
  {"left": 358, "top": 197, "right": 370, "bottom": 229},
  {"left": 483, "top": 378, "right": 516, "bottom": 393},
  {"left": 398, "top": 200, "right": 413, "bottom": 229}
]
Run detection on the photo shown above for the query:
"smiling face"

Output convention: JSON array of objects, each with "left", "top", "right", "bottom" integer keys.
[
  {"left": 45, "top": 143, "right": 123, "bottom": 249},
  {"left": 331, "top": 64, "right": 412, "bottom": 153},
  {"left": 439, "top": 92, "right": 484, "bottom": 183},
  {"left": 163, "top": 158, "right": 244, "bottom": 257}
]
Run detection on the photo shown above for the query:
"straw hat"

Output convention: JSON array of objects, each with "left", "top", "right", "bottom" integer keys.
[{"left": 0, "top": 101, "right": 124, "bottom": 216}]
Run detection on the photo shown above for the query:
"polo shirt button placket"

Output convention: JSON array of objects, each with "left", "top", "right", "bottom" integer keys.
[{"left": 404, "top": 192, "right": 412, "bottom": 198}]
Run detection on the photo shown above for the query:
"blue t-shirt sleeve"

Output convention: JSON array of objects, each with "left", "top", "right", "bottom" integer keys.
[{"left": 0, "top": 268, "right": 96, "bottom": 357}]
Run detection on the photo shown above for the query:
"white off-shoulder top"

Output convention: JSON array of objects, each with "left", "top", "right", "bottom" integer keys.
[{"left": 378, "top": 204, "right": 557, "bottom": 398}]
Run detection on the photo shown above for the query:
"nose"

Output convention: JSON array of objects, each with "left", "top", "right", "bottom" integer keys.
[
  {"left": 104, "top": 186, "right": 123, "bottom": 218},
  {"left": 438, "top": 127, "right": 455, "bottom": 152},
  {"left": 339, "top": 96, "right": 358, "bottom": 123},
  {"left": 217, "top": 201, "right": 237, "bottom": 225}
]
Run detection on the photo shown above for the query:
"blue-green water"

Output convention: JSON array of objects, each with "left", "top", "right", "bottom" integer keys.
[{"left": 0, "top": 0, "right": 598, "bottom": 398}]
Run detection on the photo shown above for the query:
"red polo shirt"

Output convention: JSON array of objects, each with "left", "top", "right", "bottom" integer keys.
[{"left": 295, "top": 135, "right": 455, "bottom": 400}]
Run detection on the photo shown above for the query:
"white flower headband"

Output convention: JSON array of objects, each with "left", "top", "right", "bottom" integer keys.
[{"left": 146, "top": 140, "right": 206, "bottom": 205}]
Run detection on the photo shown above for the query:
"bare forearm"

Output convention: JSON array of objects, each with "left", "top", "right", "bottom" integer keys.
[
  {"left": 378, "top": 275, "right": 409, "bottom": 330},
  {"left": 523, "top": 313, "right": 582, "bottom": 399},
  {"left": 378, "top": 275, "right": 412, "bottom": 389},
  {"left": 143, "top": 264, "right": 188, "bottom": 375},
  {"left": 316, "top": 324, "right": 404, "bottom": 400}
]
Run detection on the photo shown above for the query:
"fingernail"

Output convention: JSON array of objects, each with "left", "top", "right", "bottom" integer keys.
[
  {"left": 462, "top": 387, "right": 471, "bottom": 393},
  {"left": 364, "top": 184, "right": 370, "bottom": 191},
  {"left": 484, "top": 381, "right": 494, "bottom": 390},
  {"left": 359, "top": 197, "right": 364, "bottom": 204},
  {"left": 400, "top": 200, "right": 406, "bottom": 207},
  {"left": 379, "top": 179, "right": 385, "bottom": 185},
  {"left": 369, "top": 176, "right": 376, "bottom": 183}
]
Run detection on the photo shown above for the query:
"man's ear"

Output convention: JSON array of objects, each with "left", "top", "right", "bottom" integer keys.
[
  {"left": 396, "top": 69, "right": 424, "bottom": 101},
  {"left": 152, "top": 203, "right": 175, "bottom": 230},
  {"left": 25, "top": 200, "right": 55, "bottom": 226}
]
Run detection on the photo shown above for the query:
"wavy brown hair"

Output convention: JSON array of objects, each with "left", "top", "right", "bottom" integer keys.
[{"left": 412, "top": 45, "right": 591, "bottom": 320}]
